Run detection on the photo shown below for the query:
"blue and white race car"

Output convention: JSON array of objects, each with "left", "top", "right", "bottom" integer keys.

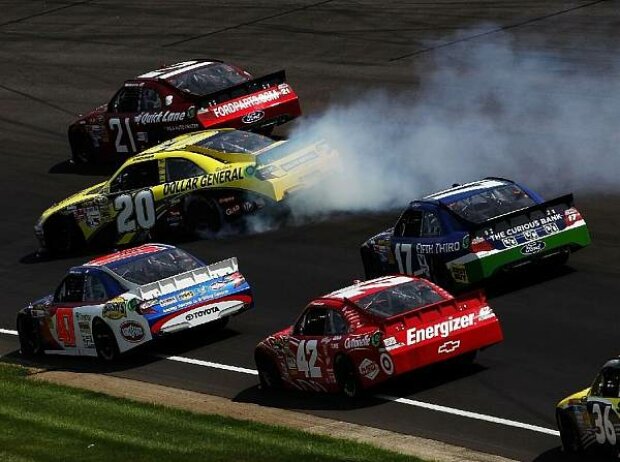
[
  {"left": 361, "top": 178, "right": 591, "bottom": 287},
  {"left": 16, "top": 243, "right": 252, "bottom": 360}
]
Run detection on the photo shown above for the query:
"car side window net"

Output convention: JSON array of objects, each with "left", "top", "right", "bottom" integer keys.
[
  {"left": 422, "top": 212, "right": 442, "bottom": 237},
  {"left": 140, "top": 88, "right": 162, "bottom": 112},
  {"left": 395, "top": 211, "right": 423, "bottom": 238},
  {"left": 327, "top": 310, "right": 348, "bottom": 336},
  {"left": 54, "top": 274, "right": 85, "bottom": 303},
  {"left": 166, "top": 158, "right": 206, "bottom": 182},
  {"left": 110, "top": 161, "right": 160, "bottom": 193},
  {"left": 112, "top": 87, "right": 141, "bottom": 113},
  {"left": 83, "top": 274, "right": 108, "bottom": 302},
  {"left": 592, "top": 368, "right": 620, "bottom": 398},
  {"left": 300, "top": 308, "right": 328, "bottom": 336}
]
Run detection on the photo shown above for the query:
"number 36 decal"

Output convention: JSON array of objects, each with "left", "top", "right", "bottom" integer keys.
[{"left": 114, "top": 190, "right": 156, "bottom": 233}]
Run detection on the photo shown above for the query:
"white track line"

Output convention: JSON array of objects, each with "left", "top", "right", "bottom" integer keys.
[
  {"left": 376, "top": 394, "right": 560, "bottom": 436},
  {"left": 0, "top": 328, "right": 559, "bottom": 436},
  {"left": 161, "top": 354, "right": 258, "bottom": 375}
]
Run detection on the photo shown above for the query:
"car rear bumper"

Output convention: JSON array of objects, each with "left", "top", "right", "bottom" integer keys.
[{"left": 447, "top": 224, "right": 591, "bottom": 285}]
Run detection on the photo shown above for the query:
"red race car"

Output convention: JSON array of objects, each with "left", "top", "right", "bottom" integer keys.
[
  {"left": 68, "top": 59, "right": 302, "bottom": 163},
  {"left": 255, "top": 275, "right": 503, "bottom": 397}
]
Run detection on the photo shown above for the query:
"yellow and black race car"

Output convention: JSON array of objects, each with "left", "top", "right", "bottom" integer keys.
[
  {"left": 557, "top": 358, "right": 620, "bottom": 456},
  {"left": 35, "top": 129, "right": 335, "bottom": 253}
]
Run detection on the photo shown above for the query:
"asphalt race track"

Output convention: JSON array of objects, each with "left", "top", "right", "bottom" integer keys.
[{"left": 1, "top": 1, "right": 620, "bottom": 460}]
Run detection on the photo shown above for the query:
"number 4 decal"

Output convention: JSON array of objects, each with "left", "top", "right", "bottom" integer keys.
[
  {"left": 115, "top": 190, "right": 156, "bottom": 233},
  {"left": 56, "top": 308, "right": 76, "bottom": 347},
  {"left": 296, "top": 339, "right": 321, "bottom": 378}
]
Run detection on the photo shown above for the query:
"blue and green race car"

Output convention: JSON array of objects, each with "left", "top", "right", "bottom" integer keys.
[{"left": 361, "top": 178, "right": 591, "bottom": 287}]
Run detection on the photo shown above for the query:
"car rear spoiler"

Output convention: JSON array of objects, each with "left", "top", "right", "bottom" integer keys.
[
  {"left": 133, "top": 257, "right": 238, "bottom": 300},
  {"left": 196, "top": 70, "right": 288, "bottom": 107},
  {"left": 443, "top": 194, "right": 575, "bottom": 235},
  {"left": 342, "top": 289, "right": 487, "bottom": 325}
]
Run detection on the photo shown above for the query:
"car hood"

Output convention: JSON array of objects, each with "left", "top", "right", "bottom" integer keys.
[
  {"left": 39, "top": 181, "right": 108, "bottom": 224},
  {"left": 557, "top": 388, "right": 590, "bottom": 409}
]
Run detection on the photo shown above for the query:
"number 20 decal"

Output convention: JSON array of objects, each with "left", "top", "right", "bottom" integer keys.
[
  {"left": 296, "top": 339, "right": 322, "bottom": 378},
  {"left": 114, "top": 190, "right": 156, "bottom": 233}
]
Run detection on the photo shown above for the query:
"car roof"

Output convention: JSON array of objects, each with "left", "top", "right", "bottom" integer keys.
[
  {"left": 424, "top": 178, "right": 516, "bottom": 204},
  {"left": 85, "top": 243, "right": 174, "bottom": 268},
  {"left": 134, "top": 59, "right": 224, "bottom": 82},
  {"left": 322, "top": 275, "right": 419, "bottom": 303}
]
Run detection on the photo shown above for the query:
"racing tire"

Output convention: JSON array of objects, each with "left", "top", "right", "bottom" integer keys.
[
  {"left": 93, "top": 319, "right": 120, "bottom": 362},
  {"left": 557, "top": 411, "right": 584, "bottom": 453},
  {"left": 361, "top": 247, "right": 381, "bottom": 280},
  {"left": 44, "top": 216, "right": 84, "bottom": 255},
  {"left": 185, "top": 196, "right": 224, "bottom": 237},
  {"left": 69, "top": 129, "right": 94, "bottom": 165},
  {"left": 428, "top": 257, "right": 454, "bottom": 291},
  {"left": 16, "top": 314, "right": 43, "bottom": 357},
  {"left": 335, "top": 355, "right": 362, "bottom": 399},
  {"left": 255, "top": 352, "right": 282, "bottom": 390}
]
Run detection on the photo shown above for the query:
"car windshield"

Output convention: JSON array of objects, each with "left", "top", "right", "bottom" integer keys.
[
  {"left": 356, "top": 280, "right": 445, "bottom": 318},
  {"left": 445, "top": 184, "right": 536, "bottom": 223},
  {"left": 166, "top": 63, "right": 249, "bottom": 95},
  {"left": 195, "top": 130, "right": 275, "bottom": 154},
  {"left": 105, "top": 248, "right": 204, "bottom": 285}
]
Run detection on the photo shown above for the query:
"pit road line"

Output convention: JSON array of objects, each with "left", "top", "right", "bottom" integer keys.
[{"left": 0, "top": 328, "right": 559, "bottom": 437}]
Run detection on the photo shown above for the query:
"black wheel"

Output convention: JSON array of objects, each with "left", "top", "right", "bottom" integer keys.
[
  {"left": 185, "top": 196, "right": 224, "bottom": 236},
  {"left": 428, "top": 257, "right": 454, "bottom": 290},
  {"left": 557, "top": 411, "right": 584, "bottom": 453},
  {"left": 335, "top": 355, "right": 362, "bottom": 398},
  {"left": 69, "top": 129, "right": 94, "bottom": 164},
  {"left": 361, "top": 247, "right": 381, "bottom": 280},
  {"left": 93, "top": 319, "right": 120, "bottom": 361},
  {"left": 44, "top": 216, "right": 84, "bottom": 255},
  {"left": 255, "top": 352, "right": 282, "bottom": 390},
  {"left": 16, "top": 314, "right": 43, "bottom": 357}
]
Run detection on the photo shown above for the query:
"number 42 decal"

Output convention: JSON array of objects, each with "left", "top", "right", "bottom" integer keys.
[
  {"left": 296, "top": 339, "right": 322, "bottom": 378},
  {"left": 114, "top": 190, "right": 156, "bottom": 233}
]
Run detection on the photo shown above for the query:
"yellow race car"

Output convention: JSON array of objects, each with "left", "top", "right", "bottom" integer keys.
[
  {"left": 35, "top": 129, "right": 335, "bottom": 253},
  {"left": 556, "top": 358, "right": 620, "bottom": 456}
]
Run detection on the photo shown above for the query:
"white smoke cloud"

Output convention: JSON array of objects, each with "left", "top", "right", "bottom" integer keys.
[{"left": 286, "top": 34, "right": 620, "bottom": 217}]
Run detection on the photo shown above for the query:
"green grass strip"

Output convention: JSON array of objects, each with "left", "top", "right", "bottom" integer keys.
[{"left": 0, "top": 364, "right": 423, "bottom": 462}]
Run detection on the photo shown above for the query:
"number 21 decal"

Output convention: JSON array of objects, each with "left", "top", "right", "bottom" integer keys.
[
  {"left": 114, "top": 190, "right": 156, "bottom": 233},
  {"left": 109, "top": 117, "right": 137, "bottom": 153}
]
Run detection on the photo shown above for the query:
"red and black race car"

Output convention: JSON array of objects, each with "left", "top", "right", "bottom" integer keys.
[
  {"left": 254, "top": 275, "right": 503, "bottom": 397},
  {"left": 68, "top": 59, "right": 302, "bottom": 163}
]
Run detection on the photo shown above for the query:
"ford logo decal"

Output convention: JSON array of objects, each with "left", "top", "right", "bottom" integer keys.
[
  {"left": 520, "top": 241, "right": 546, "bottom": 255},
  {"left": 242, "top": 111, "right": 265, "bottom": 124}
]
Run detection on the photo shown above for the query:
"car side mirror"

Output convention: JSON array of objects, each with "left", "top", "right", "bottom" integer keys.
[{"left": 165, "top": 95, "right": 173, "bottom": 107}]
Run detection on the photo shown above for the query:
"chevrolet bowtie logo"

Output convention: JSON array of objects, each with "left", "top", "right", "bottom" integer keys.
[{"left": 438, "top": 340, "right": 461, "bottom": 354}]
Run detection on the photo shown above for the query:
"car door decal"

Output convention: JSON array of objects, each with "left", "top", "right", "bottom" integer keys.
[
  {"left": 55, "top": 307, "right": 76, "bottom": 347},
  {"left": 296, "top": 339, "right": 321, "bottom": 378},
  {"left": 109, "top": 117, "right": 137, "bottom": 153},
  {"left": 114, "top": 190, "right": 156, "bottom": 233}
]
